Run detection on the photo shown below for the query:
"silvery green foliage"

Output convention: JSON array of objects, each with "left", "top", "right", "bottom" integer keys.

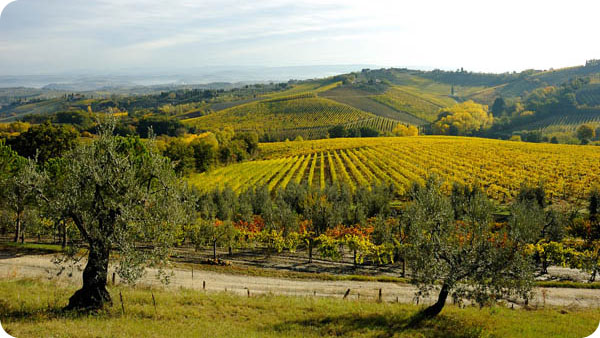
[
  {"left": 46, "top": 119, "right": 195, "bottom": 284},
  {"left": 404, "top": 177, "right": 536, "bottom": 309}
]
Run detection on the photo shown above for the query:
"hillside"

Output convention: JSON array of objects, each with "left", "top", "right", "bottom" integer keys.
[
  {"left": 183, "top": 95, "right": 400, "bottom": 139},
  {"left": 318, "top": 86, "right": 428, "bottom": 125},
  {"left": 4, "top": 61, "right": 600, "bottom": 139},
  {"left": 189, "top": 136, "right": 600, "bottom": 202}
]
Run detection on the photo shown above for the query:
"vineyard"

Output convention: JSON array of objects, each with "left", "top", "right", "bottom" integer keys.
[
  {"left": 518, "top": 110, "right": 600, "bottom": 133},
  {"left": 318, "top": 86, "right": 427, "bottom": 125},
  {"left": 257, "top": 116, "right": 400, "bottom": 140},
  {"left": 261, "top": 81, "right": 341, "bottom": 100},
  {"left": 371, "top": 86, "right": 456, "bottom": 122},
  {"left": 576, "top": 84, "right": 600, "bottom": 107},
  {"left": 183, "top": 96, "right": 377, "bottom": 132},
  {"left": 189, "top": 136, "right": 600, "bottom": 202}
]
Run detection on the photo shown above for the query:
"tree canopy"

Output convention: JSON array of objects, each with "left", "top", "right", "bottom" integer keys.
[
  {"left": 404, "top": 178, "right": 536, "bottom": 318},
  {"left": 40, "top": 121, "right": 194, "bottom": 310},
  {"left": 432, "top": 101, "right": 493, "bottom": 136}
]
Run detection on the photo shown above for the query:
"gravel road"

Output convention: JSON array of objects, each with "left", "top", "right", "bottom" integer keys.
[{"left": 1, "top": 254, "right": 599, "bottom": 308}]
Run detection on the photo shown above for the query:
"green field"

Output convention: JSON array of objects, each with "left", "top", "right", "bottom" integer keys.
[{"left": 1, "top": 279, "right": 598, "bottom": 338}]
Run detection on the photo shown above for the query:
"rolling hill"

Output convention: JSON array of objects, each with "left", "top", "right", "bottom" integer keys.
[
  {"left": 183, "top": 95, "right": 400, "bottom": 139},
  {"left": 318, "top": 86, "right": 428, "bottom": 125},
  {"left": 4, "top": 60, "right": 600, "bottom": 139}
]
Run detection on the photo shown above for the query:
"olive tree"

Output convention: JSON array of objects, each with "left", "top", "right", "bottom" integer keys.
[
  {"left": 42, "top": 122, "right": 194, "bottom": 310},
  {"left": 404, "top": 178, "right": 536, "bottom": 318},
  {"left": 0, "top": 140, "right": 41, "bottom": 243}
]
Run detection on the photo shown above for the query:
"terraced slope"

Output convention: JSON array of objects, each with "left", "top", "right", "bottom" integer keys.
[
  {"left": 319, "top": 87, "right": 427, "bottom": 125},
  {"left": 183, "top": 96, "right": 387, "bottom": 135},
  {"left": 515, "top": 110, "right": 600, "bottom": 133},
  {"left": 189, "top": 136, "right": 600, "bottom": 202},
  {"left": 371, "top": 86, "right": 456, "bottom": 122}
]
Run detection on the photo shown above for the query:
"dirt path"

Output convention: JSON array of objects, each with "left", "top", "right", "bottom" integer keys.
[{"left": 1, "top": 254, "right": 599, "bottom": 308}]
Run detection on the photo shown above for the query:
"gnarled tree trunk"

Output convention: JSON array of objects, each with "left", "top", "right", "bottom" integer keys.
[
  {"left": 66, "top": 242, "right": 112, "bottom": 310},
  {"left": 422, "top": 283, "right": 449, "bottom": 318}
]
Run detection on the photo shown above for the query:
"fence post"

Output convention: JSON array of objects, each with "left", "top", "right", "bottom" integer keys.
[
  {"left": 152, "top": 292, "right": 157, "bottom": 315},
  {"left": 378, "top": 288, "right": 382, "bottom": 303},
  {"left": 343, "top": 288, "right": 351, "bottom": 299},
  {"left": 119, "top": 291, "right": 125, "bottom": 315}
]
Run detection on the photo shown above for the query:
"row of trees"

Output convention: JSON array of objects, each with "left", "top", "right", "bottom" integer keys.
[
  {"left": 2, "top": 121, "right": 599, "bottom": 318},
  {"left": 327, "top": 125, "right": 381, "bottom": 138}
]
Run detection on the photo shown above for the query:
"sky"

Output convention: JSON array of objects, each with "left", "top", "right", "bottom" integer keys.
[{"left": 0, "top": 0, "right": 599, "bottom": 76}]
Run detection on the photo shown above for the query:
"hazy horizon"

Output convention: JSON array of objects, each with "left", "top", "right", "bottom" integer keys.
[{"left": 1, "top": 0, "right": 599, "bottom": 77}]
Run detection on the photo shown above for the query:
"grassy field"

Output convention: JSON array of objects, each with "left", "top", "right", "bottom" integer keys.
[
  {"left": 189, "top": 136, "right": 600, "bottom": 201},
  {"left": 1, "top": 278, "right": 598, "bottom": 338}
]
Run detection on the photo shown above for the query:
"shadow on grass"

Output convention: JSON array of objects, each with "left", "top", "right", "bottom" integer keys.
[
  {"left": 272, "top": 311, "right": 485, "bottom": 338},
  {"left": 0, "top": 301, "right": 113, "bottom": 322},
  {"left": 0, "top": 242, "right": 63, "bottom": 259}
]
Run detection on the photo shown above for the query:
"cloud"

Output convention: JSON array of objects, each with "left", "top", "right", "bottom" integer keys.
[{"left": 0, "top": 0, "right": 599, "bottom": 75}]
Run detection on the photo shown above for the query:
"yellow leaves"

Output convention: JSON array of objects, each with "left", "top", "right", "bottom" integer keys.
[
  {"left": 392, "top": 124, "right": 419, "bottom": 137},
  {"left": 433, "top": 100, "right": 493, "bottom": 135},
  {"left": 192, "top": 136, "right": 600, "bottom": 202},
  {"left": 519, "top": 110, "right": 535, "bottom": 117}
]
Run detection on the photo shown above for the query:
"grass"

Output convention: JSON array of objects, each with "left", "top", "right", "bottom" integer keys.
[
  {"left": 0, "top": 241, "right": 64, "bottom": 254},
  {"left": 0, "top": 278, "right": 598, "bottom": 338},
  {"left": 535, "top": 281, "right": 600, "bottom": 289}
]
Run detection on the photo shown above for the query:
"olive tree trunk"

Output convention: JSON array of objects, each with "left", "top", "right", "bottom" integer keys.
[
  {"left": 13, "top": 211, "right": 22, "bottom": 243},
  {"left": 66, "top": 242, "right": 111, "bottom": 310},
  {"left": 421, "top": 283, "right": 449, "bottom": 318}
]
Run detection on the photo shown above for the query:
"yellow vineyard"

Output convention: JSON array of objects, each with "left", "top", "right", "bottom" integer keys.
[{"left": 189, "top": 136, "right": 600, "bottom": 201}]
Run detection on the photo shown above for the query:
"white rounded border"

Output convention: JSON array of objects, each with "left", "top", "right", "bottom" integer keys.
[
  {"left": 587, "top": 322, "right": 600, "bottom": 338},
  {"left": 0, "top": 320, "right": 15, "bottom": 338},
  {"left": 0, "top": 0, "right": 15, "bottom": 16}
]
